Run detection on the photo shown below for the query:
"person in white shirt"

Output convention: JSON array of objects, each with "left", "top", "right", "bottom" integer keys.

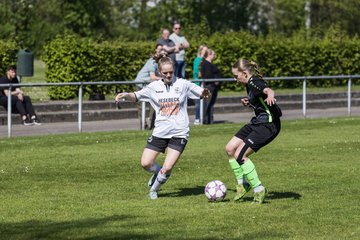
[
  {"left": 169, "top": 22, "right": 190, "bottom": 78},
  {"left": 115, "top": 56, "right": 210, "bottom": 199}
]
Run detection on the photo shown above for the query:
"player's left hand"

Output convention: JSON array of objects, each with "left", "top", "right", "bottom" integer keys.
[
  {"left": 201, "top": 88, "right": 211, "bottom": 99},
  {"left": 265, "top": 96, "right": 276, "bottom": 106}
]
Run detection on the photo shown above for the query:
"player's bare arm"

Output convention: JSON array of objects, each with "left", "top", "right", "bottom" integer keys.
[
  {"left": 115, "top": 92, "right": 137, "bottom": 103},
  {"left": 263, "top": 87, "right": 276, "bottom": 106}
]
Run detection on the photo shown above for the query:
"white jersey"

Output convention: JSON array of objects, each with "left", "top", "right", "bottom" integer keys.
[{"left": 135, "top": 77, "right": 203, "bottom": 139}]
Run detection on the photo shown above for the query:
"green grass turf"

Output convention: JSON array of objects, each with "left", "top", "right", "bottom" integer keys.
[{"left": 0, "top": 117, "right": 359, "bottom": 239}]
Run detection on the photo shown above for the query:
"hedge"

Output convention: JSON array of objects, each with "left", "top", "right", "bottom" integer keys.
[
  {"left": 0, "top": 40, "right": 18, "bottom": 76},
  {"left": 43, "top": 35, "right": 154, "bottom": 99},
  {"left": 8, "top": 31, "right": 360, "bottom": 99}
]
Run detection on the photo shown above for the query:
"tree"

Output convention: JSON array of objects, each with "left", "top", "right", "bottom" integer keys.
[{"left": 309, "top": 0, "right": 360, "bottom": 37}]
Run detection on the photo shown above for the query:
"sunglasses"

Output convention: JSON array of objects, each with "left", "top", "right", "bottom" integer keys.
[{"left": 174, "top": 27, "right": 181, "bottom": 30}]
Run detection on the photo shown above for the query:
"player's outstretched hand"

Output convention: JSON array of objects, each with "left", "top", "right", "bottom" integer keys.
[
  {"left": 115, "top": 92, "right": 128, "bottom": 103},
  {"left": 241, "top": 97, "right": 250, "bottom": 107},
  {"left": 201, "top": 88, "right": 211, "bottom": 99}
]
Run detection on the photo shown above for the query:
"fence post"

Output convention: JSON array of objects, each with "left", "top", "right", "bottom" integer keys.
[
  {"left": 200, "top": 80, "right": 204, "bottom": 125},
  {"left": 141, "top": 101, "right": 146, "bottom": 130},
  {"left": 347, "top": 77, "right": 352, "bottom": 116},
  {"left": 78, "top": 84, "right": 83, "bottom": 133},
  {"left": 302, "top": 78, "right": 307, "bottom": 118},
  {"left": 7, "top": 86, "right": 12, "bottom": 138}
]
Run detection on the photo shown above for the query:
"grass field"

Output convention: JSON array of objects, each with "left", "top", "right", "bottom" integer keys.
[{"left": 0, "top": 117, "right": 359, "bottom": 239}]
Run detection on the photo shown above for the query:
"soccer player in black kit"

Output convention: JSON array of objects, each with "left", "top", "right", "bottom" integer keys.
[{"left": 225, "top": 59, "right": 282, "bottom": 204}]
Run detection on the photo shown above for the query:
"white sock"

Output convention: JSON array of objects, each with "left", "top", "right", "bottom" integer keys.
[
  {"left": 237, "top": 178, "right": 244, "bottom": 185},
  {"left": 150, "top": 169, "right": 171, "bottom": 192},
  {"left": 254, "top": 184, "right": 264, "bottom": 193}
]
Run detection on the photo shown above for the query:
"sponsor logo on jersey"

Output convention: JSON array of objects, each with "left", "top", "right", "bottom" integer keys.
[
  {"left": 174, "top": 87, "right": 182, "bottom": 94},
  {"left": 159, "top": 98, "right": 180, "bottom": 116},
  {"left": 156, "top": 91, "right": 164, "bottom": 93}
]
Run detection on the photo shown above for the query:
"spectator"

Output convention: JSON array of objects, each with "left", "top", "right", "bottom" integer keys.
[
  {"left": 170, "top": 22, "right": 190, "bottom": 78},
  {"left": 0, "top": 65, "right": 41, "bottom": 125},
  {"left": 192, "top": 45, "right": 208, "bottom": 125},
  {"left": 200, "top": 48, "right": 221, "bottom": 124},
  {"left": 134, "top": 44, "right": 166, "bottom": 129},
  {"left": 156, "top": 28, "right": 179, "bottom": 63}
]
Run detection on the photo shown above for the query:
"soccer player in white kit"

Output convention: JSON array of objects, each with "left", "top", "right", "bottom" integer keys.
[{"left": 115, "top": 56, "right": 210, "bottom": 199}]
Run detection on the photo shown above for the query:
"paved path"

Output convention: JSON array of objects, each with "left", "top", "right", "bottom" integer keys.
[{"left": 1, "top": 107, "right": 359, "bottom": 138}]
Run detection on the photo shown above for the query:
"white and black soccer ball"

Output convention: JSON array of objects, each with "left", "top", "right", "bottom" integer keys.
[{"left": 204, "top": 180, "right": 227, "bottom": 202}]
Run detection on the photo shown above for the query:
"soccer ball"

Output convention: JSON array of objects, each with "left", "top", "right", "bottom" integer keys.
[{"left": 204, "top": 180, "right": 227, "bottom": 202}]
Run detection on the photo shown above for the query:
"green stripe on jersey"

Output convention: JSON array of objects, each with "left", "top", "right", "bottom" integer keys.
[{"left": 259, "top": 97, "right": 272, "bottom": 123}]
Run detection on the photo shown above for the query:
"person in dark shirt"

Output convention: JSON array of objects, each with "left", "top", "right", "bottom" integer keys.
[
  {"left": 0, "top": 65, "right": 41, "bottom": 125},
  {"left": 156, "top": 28, "right": 179, "bottom": 63},
  {"left": 200, "top": 48, "right": 221, "bottom": 124},
  {"left": 225, "top": 59, "right": 282, "bottom": 204}
]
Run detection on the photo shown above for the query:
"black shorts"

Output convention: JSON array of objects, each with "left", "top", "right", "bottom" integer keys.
[
  {"left": 145, "top": 135, "right": 188, "bottom": 153},
  {"left": 234, "top": 119, "right": 281, "bottom": 152}
]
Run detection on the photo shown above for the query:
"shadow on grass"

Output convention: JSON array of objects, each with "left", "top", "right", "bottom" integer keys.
[
  {"left": 267, "top": 191, "right": 302, "bottom": 200},
  {"left": 160, "top": 186, "right": 205, "bottom": 197},
  {"left": 242, "top": 190, "right": 302, "bottom": 203},
  {"left": 0, "top": 215, "right": 154, "bottom": 239},
  {"left": 160, "top": 186, "right": 302, "bottom": 204}
]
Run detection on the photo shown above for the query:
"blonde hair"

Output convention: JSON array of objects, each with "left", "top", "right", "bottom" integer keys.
[
  {"left": 232, "top": 59, "right": 262, "bottom": 78},
  {"left": 197, "top": 45, "right": 207, "bottom": 57},
  {"left": 158, "top": 56, "right": 174, "bottom": 71},
  {"left": 203, "top": 48, "right": 214, "bottom": 59}
]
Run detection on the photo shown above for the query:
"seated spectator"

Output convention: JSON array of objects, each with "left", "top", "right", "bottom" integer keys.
[
  {"left": 0, "top": 65, "right": 41, "bottom": 125},
  {"left": 134, "top": 44, "right": 166, "bottom": 129}
]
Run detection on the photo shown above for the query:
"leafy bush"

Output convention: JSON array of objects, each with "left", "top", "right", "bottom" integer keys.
[
  {"left": 41, "top": 32, "right": 360, "bottom": 99},
  {"left": 43, "top": 35, "right": 154, "bottom": 100},
  {"left": 0, "top": 40, "right": 18, "bottom": 75}
]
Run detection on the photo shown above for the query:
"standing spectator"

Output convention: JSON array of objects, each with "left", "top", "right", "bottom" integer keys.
[
  {"left": 115, "top": 56, "right": 211, "bottom": 200},
  {"left": 192, "top": 45, "right": 208, "bottom": 125},
  {"left": 170, "top": 22, "right": 190, "bottom": 79},
  {"left": 0, "top": 65, "right": 41, "bottom": 125},
  {"left": 134, "top": 44, "right": 166, "bottom": 129},
  {"left": 200, "top": 48, "right": 221, "bottom": 124},
  {"left": 157, "top": 28, "right": 179, "bottom": 63}
]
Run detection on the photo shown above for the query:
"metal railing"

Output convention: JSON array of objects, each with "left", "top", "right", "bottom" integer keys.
[{"left": 1, "top": 74, "right": 359, "bottom": 138}]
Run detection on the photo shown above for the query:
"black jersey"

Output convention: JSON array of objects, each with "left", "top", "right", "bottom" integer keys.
[{"left": 246, "top": 76, "right": 282, "bottom": 123}]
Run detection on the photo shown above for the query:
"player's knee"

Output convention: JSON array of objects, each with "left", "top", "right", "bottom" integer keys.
[
  {"left": 140, "top": 159, "right": 152, "bottom": 170},
  {"left": 225, "top": 143, "right": 235, "bottom": 156}
]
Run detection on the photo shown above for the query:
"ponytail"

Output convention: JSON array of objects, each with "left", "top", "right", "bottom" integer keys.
[{"left": 233, "top": 59, "right": 263, "bottom": 78}]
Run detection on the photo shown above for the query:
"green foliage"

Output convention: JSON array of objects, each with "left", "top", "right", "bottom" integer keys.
[
  {"left": 0, "top": 40, "right": 18, "bottom": 75},
  {"left": 41, "top": 31, "right": 359, "bottom": 99},
  {"left": 1, "top": 0, "right": 360, "bottom": 55},
  {"left": 0, "top": 118, "right": 359, "bottom": 239},
  {"left": 43, "top": 34, "right": 153, "bottom": 100}
]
